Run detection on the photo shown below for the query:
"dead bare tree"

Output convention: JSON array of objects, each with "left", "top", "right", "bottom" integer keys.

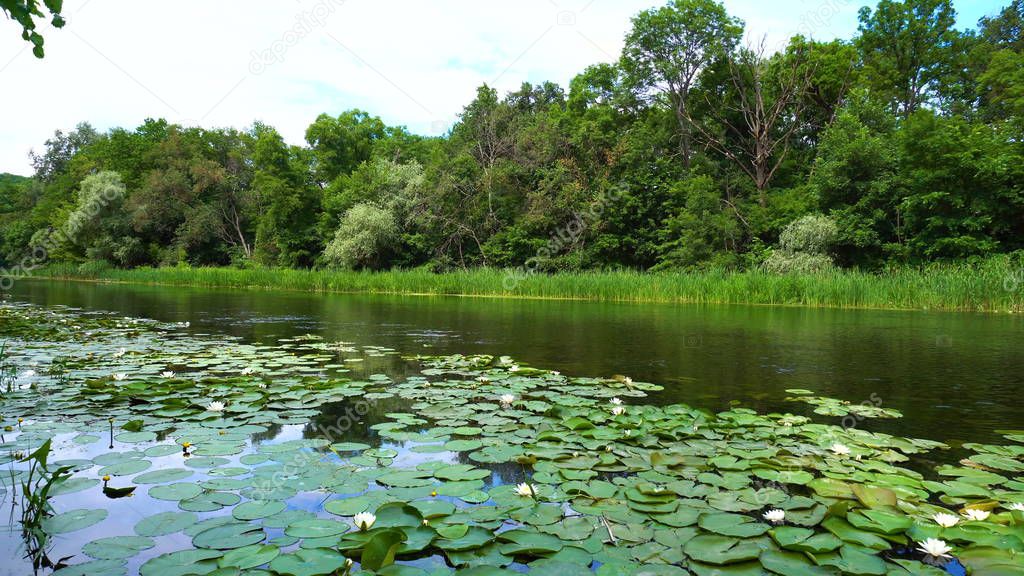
[{"left": 687, "top": 39, "right": 815, "bottom": 206}]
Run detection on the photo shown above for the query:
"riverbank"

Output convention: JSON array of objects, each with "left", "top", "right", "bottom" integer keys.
[{"left": 25, "top": 258, "right": 1024, "bottom": 312}]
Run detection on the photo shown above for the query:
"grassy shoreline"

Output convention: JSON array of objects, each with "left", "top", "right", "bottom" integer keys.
[{"left": 23, "top": 259, "right": 1024, "bottom": 313}]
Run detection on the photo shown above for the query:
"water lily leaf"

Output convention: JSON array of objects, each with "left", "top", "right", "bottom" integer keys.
[
  {"left": 497, "top": 529, "right": 564, "bottom": 555},
  {"left": 847, "top": 509, "right": 912, "bottom": 535},
  {"left": 43, "top": 508, "right": 108, "bottom": 534},
  {"left": 410, "top": 499, "right": 455, "bottom": 519},
  {"left": 217, "top": 544, "right": 280, "bottom": 570},
  {"left": 268, "top": 548, "right": 348, "bottom": 576},
  {"left": 683, "top": 534, "right": 766, "bottom": 565},
  {"left": 851, "top": 484, "right": 897, "bottom": 509},
  {"left": 192, "top": 521, "right": 266, "bottom": 550},
  {"left": 99, "top": 459, "right": 152, "bottom": 476},
  {"left": 50, "top": 477, "right": 100, "bottom": 496},
  {"left": 816, "top": 545, "right": 888, "bottom": 575},
  {"left": 149, "top": 482, "right": 204, "bottom": 501},
  {"left": 759, "top": 550, "right": 836, "bottom": 575},
  {"left": 52, "top": 559, "right": 128, "bottom": 576},
  {"left": 375, "top": 502, "right": 424, "bottom": 528},
  {"left": 770, "top": 526, "right": 814, "bottom": 548},
  {"left": 139, "top": 548, "right": 221, "bottom": 576},
  {"left": 135, "top": 511, "right": 199, "bottom": 537},
  {"left": 785, "top": 532, "right": 843, "bottom": 554},
  {"left": 83, "top": 536, "right": 156, "bottom": 560},
  {"left": 362, "top": 528, "right": 406, "bottom": 571},
  {"left": 820, "top": 518, "right": 890, "bottom": 550},
  {"left": 180, "top": 491, "right": 241, "bottom": 512},
  {"left": 698, "top": 513, "right": 770, "bottom": 537},
  {"left": 437, "top": 526, "right": 494, "bottom": 551},
  {"left": 232, "top": 500, "right": 286, "bottom": 521},
  {"left": 284, "top": 518, "right": 349, "bottom": 538}
]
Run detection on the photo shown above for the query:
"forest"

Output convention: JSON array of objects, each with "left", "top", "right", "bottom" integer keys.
[{"left": 3, "top": 0, "right": 1024, "bottom": 277}]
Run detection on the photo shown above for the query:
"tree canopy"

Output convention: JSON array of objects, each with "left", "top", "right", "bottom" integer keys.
[{"left": 3, "top": 0, "right": 1023, "bottom": 275}]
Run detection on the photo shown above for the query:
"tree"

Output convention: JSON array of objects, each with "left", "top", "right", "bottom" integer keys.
[
  {"left": 654, "top": 174, "right": 741, "bottom": 269},
  {"left": 978, "top": 49, "right": 1024, "bottom": 120},
  {"left": 323, "top": 202, "right": 399, "bottom": 270},
  {"left": 979, "top": 0, "right": 1023, "bottom": 53},
  {"left": 856, "top": 0, "right": 960, "bottom": 117},
  {"left": 305, "top": 111, "right": 388, "bottom": 186},
  {"left": 251, "top": 124, "right": 321, "bottom": 267},
  {"left": 620, "top": 0, "right": 742, "bottom": 166},
  {"left": 809, "top": 95, "right": 901, "bottom": 266},
  {"left": 1, "top": 0, "right": 64, "bottom": 57},
  {"left": 29, "top": 123, "right": 98, "bottom": 182},
  {"left": 688, "top": 42, "right": 814, "bottom": 202}
]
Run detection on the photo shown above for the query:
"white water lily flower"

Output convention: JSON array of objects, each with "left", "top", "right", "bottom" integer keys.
[
  {"left": 353, "top": 512, "right": 376, "bottom": 531},
  {"left": 623, "top": 377, "right": 633, "bottom": 386},
  {"left": 916, "top": 538, "right": 953, "bottom": 559},
  {"left": 114, "top": 347, "right": 127, "bottom": 358},
  {"left": 499, "top": 394, "right": 515, "bottom": 407},
  {"left": 611, "top": 405, "right": 625, "bottom": 416},
  {"left": 112, "top": 373, "right": 127, "bottom": 381},
  {"left": 508, "top": 364, "right": 520, "bottom": 372},
  {"left": 206, "top": 401, "right": 226, "bottom": 412},
  {"left": 1008, "top": 502, "right": 1024, "bottom": 512},
  {"left": 257, "top": 383, "right": 267, "bottom": 389},
  {"left": 161, "top": 371, "right": 175, "bottom": 378},
  {"left": 551, "top": 371, "right": 560, "bottom": 376},
  {"left": 962, "top": 508, "right": 990, "bottom": 521},
  {"left": 514, "top": 483, "right": 536, "bottom": 498},
  {"left": 933, "top": 513, "right": 959, "bottom": 528},
  {"left": 610, "top": 397, "right": 623, "bottom": 405},
  {"left": 21, "top": 370, "right": 36, "bottom": 378},
  {"left": 476, "top": 376, "right": 489, "bottom": 382},
  {"left": 241, "top": 366, "right": 254, "bottom": 375},
  {"left": 763, "top": 509, "right": 785, "bottom": 523},
  {"left": 830, "top": 443, "right": 851, "bottom": 456}
]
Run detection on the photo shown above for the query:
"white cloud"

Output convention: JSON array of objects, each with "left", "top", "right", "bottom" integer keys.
[{"left": 0, "top": 0, "right": 1004, "bottom": 175}]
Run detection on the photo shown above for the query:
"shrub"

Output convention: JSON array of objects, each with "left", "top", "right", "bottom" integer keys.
[
  {"left": 763, "top": 214, "right": 838, "bottom": 274},
  {"left": 323, "top": 203, "right": 399, "bottom": 270}
]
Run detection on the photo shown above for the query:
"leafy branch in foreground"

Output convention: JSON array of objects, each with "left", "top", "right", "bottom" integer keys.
[{"left": 0, "top": 0, "right": 66, "bottom": 57}]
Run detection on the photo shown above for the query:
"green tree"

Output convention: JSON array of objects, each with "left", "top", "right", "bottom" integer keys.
[
  {"left": 305, "top": 111, "right": 388, "bottom": 186},
  {"left": 29, "top": 123, "right": 98, "bottom": 182},
  {"left": 809, "top": 93, "right": 900, "bottom": 266},
  {"left": 620, "top": 0, "right": 742, "bottom": 166},
  {"left": 856, "top": 0, "right": 960, "bottom": 117},
  {"left": 251, "top": 125, "right": 321, "bottom": 267},
  {"left": 979, "top": 0, "right": 1023, "bottom": 52}
]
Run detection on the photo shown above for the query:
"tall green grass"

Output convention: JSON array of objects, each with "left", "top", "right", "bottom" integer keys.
[{"left": 35, "top": 258, "right": 1024, "bottom": 312}]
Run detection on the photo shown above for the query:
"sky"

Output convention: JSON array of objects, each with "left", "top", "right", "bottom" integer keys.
[{"left": 0, "top": 0, "right": 1009, "bottom": 175}]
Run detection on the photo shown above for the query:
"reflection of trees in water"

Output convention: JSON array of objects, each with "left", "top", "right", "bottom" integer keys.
[
  {"left": 249, "top": 422, "right": 284, "bottom": 444},
  {"left": 303, "top": 395, "right": 414, "bottom": 445}
]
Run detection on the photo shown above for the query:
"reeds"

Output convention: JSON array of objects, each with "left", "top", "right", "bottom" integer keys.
[{"left": 38, "top": 256, "right": 1024, "bottom": 313}]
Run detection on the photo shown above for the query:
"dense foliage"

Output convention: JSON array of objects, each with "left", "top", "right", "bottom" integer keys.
[{"left": 3, "top": 0, "right": 1024, "bottom": 275}]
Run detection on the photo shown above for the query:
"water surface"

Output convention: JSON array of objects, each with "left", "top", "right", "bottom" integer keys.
[{"left": 9, "top": 278, "right": 1023, "bottom": 445}]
